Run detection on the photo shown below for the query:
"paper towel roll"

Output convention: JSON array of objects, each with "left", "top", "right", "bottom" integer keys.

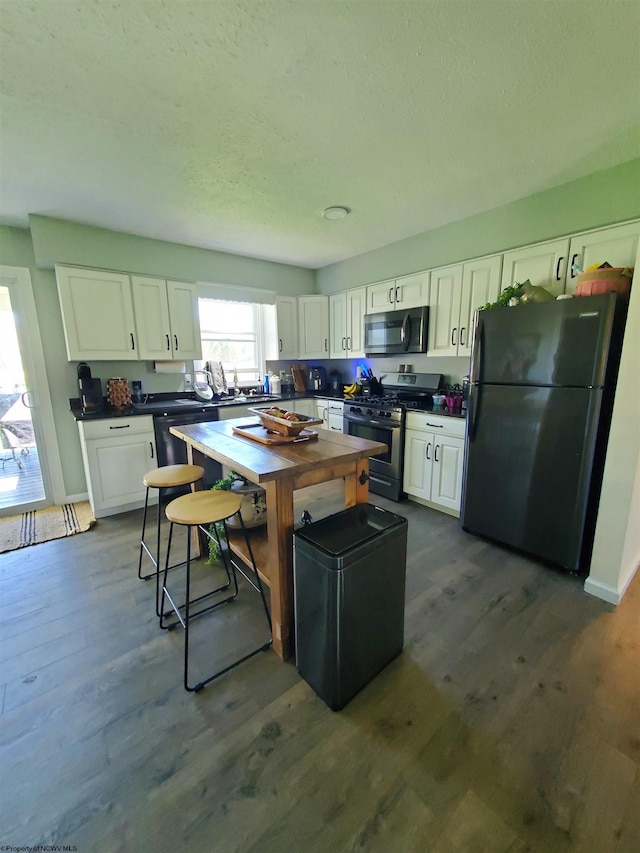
[{"left": 153, "top": 361, "right": 186, "bottom": 374}]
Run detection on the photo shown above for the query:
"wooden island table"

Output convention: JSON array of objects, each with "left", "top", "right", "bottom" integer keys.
[{"left": 169, "top": 416, "right": 387, "bottom": 660}]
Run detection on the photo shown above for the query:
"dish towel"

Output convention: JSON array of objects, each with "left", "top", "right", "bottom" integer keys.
[{"left": 206, "top": 361, "right": 227, "bottom": 394}]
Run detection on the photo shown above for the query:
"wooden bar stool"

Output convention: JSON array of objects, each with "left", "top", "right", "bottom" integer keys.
[
  {"left": 137, "top": 464, "right": 204, "bottom": 615},
  {"left": 159, "top": 490, "right": 272, "bottom": 692}
]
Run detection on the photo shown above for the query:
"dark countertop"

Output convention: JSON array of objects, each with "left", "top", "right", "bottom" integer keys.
[
  {"left": 70, "top": 392, "right": 467, "bottom": 421},
  {"left": 69, "top": 391, "right": 310, "bottom": 421}
]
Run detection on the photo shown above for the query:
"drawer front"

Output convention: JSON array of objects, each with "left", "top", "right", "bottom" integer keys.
[
  {"left": 405, "top": 412, "right": 466, "bottom": 439},
  {"left": 79, "top": 415, "right": 154, "bottom": 440}
]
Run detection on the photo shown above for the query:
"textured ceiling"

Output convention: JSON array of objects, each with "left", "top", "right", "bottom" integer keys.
[{"left": 1, "top": 0, "right": 639, "bottom": 269}]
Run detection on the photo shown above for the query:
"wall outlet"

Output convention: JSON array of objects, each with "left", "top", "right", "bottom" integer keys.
[{"left": 184, "top": 373, "right": 192, "bottom": 386}]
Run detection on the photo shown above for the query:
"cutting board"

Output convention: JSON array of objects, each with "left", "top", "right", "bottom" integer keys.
[{"left": 232, "top": 423, "right": 319, "bottom": 445}]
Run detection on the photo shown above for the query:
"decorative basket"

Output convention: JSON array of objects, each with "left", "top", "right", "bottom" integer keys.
[
  {"left": 107, "top": 378, "right": 131, "bottom": 408},
  {"left": 248, "top": 407, "right": 323, "bottom": 437},
  {"left": 575, "top": 267, "right": 633, "bottom": 297}
]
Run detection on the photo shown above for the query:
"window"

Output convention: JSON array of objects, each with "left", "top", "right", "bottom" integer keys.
[{"left": 198, "top": 298, "right": 268, "bottom": 385}]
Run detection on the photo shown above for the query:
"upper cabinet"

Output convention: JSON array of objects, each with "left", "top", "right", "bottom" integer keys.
[
  {"left": 500, "top": 238, "right": 571, "bottom": 298},
  {"left": 427, "top": 264, "right": 464, "bottom": 357},
  {"left": 366, "top": 272, "right": 429, "bottom": 314},
  {"left": 132, "top": 276, "right": 201, "bottom": 361},
  {"left": 275, "top": 295, "right": 298, "bottom": 360},
  {"left": 56, "top": 265, "right": 201, "bottom": 362},
  {"left": 500, "top": 222, "right": 639, "bottom": 297},
  {"left": 298, "top": 296, "right": 329, "bottom": 359},
  {"left": 428, "top": 256, "right": 502, "bottom": 358},
  {"left": 329, "top": 286, "right": 366, "bottom": 358},
  {"left": 56, "top": 266, "right": 139, "bottom": 361},
  {"left": 564, "top": 222, "right": 639, "bottom": 295}
]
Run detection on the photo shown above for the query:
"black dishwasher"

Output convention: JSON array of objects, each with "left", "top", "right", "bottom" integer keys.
[
  {"left": 294, "top": 504, "right": 408, "bottom": 710},
  {"left": 150, "top": 404, "right": 222, "bottom": 498}
]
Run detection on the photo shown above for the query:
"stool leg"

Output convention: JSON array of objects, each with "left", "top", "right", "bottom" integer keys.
[
  {"left": 159, "top": 521, "right": 176, "bottom": 629},
  {"left": 184, "top": 524, "right": 192, "bottom": 691},
  {"left": 154, "top": 489, "right": 163, "bottom": 616},
  {"left": 137, "top": 486, "right": 152, "bottom": 580}
]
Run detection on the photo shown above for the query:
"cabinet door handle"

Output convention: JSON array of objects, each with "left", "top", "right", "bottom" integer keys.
[
  {"left": 451, "top": 327, "right": 457, "bottom": 347},
  {"left": 346, "top": 336, "right": 351, "bottom": 350},
  {"left": 555, "top": 257, "right": 563, "bottom": 281},
  {"left": 388, "top": 286, "right": 394, "bottom": 304},
  {"left": 395, "top": 286, "right": 400, "bottom": 303},
  {"left": 324, "top": 338, "right": 328, "bottom": 352},
  {"left": 279, "top": 338, "right": 283, "bottom": 352},
  {"left": 426, "top": 422, "right": 443, "bottom": 428},
  {"left": 426, "top": 442, "right": 432, "bottom": 460},
  {"left": 166, "top": 334, "right": 171, "bottom": 351},
  {"left": 130, "top": 333, "right": 135, "bottom": 350},
  {"left": 434, "top": 444, "right": 440, "bottom": 462},
  {"left": 109, "top": 424, "right": 130, "bottom": 430},
  {"left": 342, "top": 336, "right": 346, "bottom": 351},
  {"left": 150, "top": 441, "right": 154, "bottom": 459},
  {"left": 174, "top": 335, "right": 178, "bottom": 351},
  {"left": 460, "top": 327, "right": 466, "bottom": 347},
  {"left": 570, "top": 253, "right": 579, "bottom": 278}
]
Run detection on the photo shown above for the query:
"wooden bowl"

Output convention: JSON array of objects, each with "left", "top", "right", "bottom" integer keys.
[
  {"left": 575, "top": 268, "right": 633, "bottom": 297},
  {"left": 248, "top": 407, "right": 323, "bottom": 437}
]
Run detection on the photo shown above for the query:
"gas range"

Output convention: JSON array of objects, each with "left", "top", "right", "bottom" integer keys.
[
  {"left": 346, "top": 372, "right": 444, "bottom": 420},
  {"left": 343, "top": 373, "right": 444, "bottom": 502}
]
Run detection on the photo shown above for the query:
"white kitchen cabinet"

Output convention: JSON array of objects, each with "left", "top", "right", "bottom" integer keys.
[
  {"left": 275, "top": 296, "right": 298, "bottom": 359},
  {"left": 366, "top": 272, "right": 429, "bottom": 314},
  {"left": 216, "top": 403, "right": 256, "bottom": 420},
  {"left": 564, "top": 221, "right": 639, "bottom": 294},
  {"left": 56, "top": 265, "right": 139, "bottom": 361},
  {"left": 132, "top": 275, "right": 202, "bottom": 361},
  {"left": 291, "top": 398, "right": 316, "bottom": 418},
  {"left": 403, "top": 412, "right": 466, "bottom": 516},
  {"left": 428, "top": 257, "right": 499, "bottom": 358},
  {"left": 316, "top": 398, "right": 330, "bottom": 428},
  {"left": 78, "top": 415, "right": 157, "bottom": 517},
  {"left": 501, "top": 221, "right": 640, "bottom": 298},
  {"left": 427, "top": 264, "right": 464, "bottom": 357},
  {"left": 329, "top": 287, "right": 366, "bottom": 357},
  {"left": 314, "top": 398, "right": 343, "bottom": 431},
  {"left": 298, "top": 296, "right": 330, "bottom": 359},
  {"left": 500, "top": 238, "right": 571, "bottom": 298}
]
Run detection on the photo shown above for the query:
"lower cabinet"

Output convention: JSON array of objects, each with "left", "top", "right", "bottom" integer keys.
[
  {"left": 403, "top": 412, "right": 466, "bottom": 516},
  {"left": 315, "top": 398, "right": 344, "bottom": 432},
  {"left": 78, "top": 416, "right": 157, "bottom": 518}
]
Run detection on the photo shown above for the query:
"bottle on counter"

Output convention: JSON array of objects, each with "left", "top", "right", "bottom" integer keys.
[{"left": 264, "top": 372, "right": 271, "bottom": 393}]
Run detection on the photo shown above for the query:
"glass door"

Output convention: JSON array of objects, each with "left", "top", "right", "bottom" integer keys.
[{"left": 0, "top": 269, "right": 54, "bottom": 515}]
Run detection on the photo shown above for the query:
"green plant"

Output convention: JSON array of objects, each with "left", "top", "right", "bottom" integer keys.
[
  {"left": 481, "top": 282, "right": 525, "bottom": 311},
  {"left": 207, "top": 470, "right": 247, "bottom": 563}
]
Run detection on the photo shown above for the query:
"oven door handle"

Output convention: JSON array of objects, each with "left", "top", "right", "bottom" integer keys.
[{"left": 345, "top": 413, "right": 401, "bottom": 430}]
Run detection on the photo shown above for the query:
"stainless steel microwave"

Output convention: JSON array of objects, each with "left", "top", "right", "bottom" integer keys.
[{"left": 364, "top": 306, "right": 429, "bottom": 355}]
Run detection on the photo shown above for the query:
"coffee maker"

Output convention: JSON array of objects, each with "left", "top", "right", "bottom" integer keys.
[
  {"left": 307, "top": 366, "right": 328, "bottom": 393},
  {"left": 77, "top": 363, "right": 104, "bottom": 414}
]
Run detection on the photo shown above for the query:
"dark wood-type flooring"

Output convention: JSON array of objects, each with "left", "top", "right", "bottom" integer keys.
[{"left": 1, "top": 482, "right": 638, "bottom": 852}]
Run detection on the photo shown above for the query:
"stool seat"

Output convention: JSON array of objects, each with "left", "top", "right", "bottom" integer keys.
[
  {"left": 165, "top": 491, "right": 242, "bottom": 526},
  {"left": 143, "top": 464, "right": 204, "bottom": 489}
]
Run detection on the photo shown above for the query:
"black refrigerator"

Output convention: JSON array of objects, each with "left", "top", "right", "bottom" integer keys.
[{"left": 460, "top": 293, "right": 627, "bottom": 573}]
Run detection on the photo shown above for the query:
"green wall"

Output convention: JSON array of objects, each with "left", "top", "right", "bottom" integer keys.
[
  {"left": 317, "top": 158, "right": 640, "bottom": 293},
  {"left": 29, "top": 215, "right": 315, "bottom": 293}
]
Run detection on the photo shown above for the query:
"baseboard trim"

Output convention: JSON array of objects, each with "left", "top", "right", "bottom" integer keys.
[{"left": 583, "top": 567, "right": 637, "bottom": 605}]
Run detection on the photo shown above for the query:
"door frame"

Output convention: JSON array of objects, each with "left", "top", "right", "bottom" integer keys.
[{"left": 0, "top": 265, "right": 65, "bottom": 512}]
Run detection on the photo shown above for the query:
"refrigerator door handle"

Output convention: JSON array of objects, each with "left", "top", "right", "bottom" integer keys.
[{"left": 468, "top": 321, "right": 483, "bottom": 443}]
